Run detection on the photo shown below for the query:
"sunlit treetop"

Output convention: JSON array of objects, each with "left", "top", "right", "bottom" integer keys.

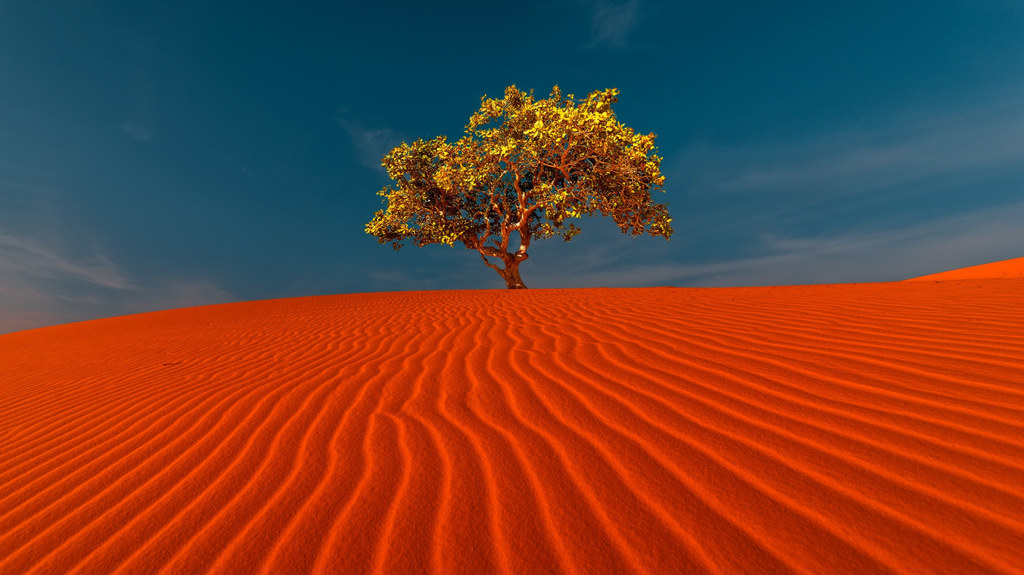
[{"left": 366, "top": 85, "right": 672, "bottom": 289}]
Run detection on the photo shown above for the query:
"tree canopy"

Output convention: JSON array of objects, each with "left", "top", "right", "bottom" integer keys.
[{"left": 365, "top": 85, "right": 672, "bottom": 288}]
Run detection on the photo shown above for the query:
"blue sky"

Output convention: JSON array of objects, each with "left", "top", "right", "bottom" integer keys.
[{"left": 2, "top": 1, "right": 1023, "bottom": 333}]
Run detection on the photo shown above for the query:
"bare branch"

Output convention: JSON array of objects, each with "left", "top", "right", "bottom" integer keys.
[{"left": 479, "top": 252, "right": 501, "bottom": 272}]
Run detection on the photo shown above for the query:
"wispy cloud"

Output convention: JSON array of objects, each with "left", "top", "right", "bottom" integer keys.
[
  {"left": 672, "top": 92, "right": 1024, "bottom": 199},
  {"left": 0, "top": 187, "right": 236, "bottom": 334},
  {"left": 0, "top": 231, "right": 126, "bottom": 333},
  {"left": 640, "top": 90, "right": 1024, "bottom": 286},
  {"left": 0, "top": 227, "right": 241, "bottom": 334},
  {"left": 672, "top": 202, "right": 1024, "bottom": 286},
  {"left": 582, "top": 0, "right": 640, "bottom": 49},
  {"left": 336, "top": 112, "right": 403, "bottom": 171},
  {"left": 0, "top": 232, "right": 134, "bottom": 291},
  {"left": 119, "top": 122, "right": 152, "bottom": 142}
]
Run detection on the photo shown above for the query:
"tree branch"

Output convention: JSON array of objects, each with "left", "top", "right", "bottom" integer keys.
[{"left": 479, "top": 252, "right": 502, "bottom": 272}]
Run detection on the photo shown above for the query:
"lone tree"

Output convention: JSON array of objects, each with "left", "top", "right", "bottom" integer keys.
[{"left": 366, "top": 85, "right": 673, "bottom": 289}]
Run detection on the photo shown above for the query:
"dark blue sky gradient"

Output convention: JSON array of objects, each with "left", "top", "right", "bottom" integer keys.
[{"left": 2, "top": 1, "right": 1023, "bottom": 332}]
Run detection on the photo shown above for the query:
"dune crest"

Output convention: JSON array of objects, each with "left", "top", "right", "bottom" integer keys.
[
  {"left": 2, "top": 282, "right": 1023, "bottom": 574},
  {"left": 906, "top": 256, "right": 1024, "bottom": 281}
]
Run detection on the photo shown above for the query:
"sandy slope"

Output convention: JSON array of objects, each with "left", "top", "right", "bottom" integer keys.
[
  {"left": 1, "top": 279, "right": 1023, "bottom": 574},
  {"left": 907, "top": 256, "right": 1024, "bottom": 281}
]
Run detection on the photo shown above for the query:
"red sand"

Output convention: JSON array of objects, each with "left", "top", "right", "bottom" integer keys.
[
  {"left": 1, "top": 275, "right": 1023, "bottom": 573},
  {"left": 907, "top": 256, "right": 1024, "bottom": 281}
]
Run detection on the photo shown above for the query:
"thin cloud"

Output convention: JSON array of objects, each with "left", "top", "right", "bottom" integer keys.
[
  {"left": 0, "top": 232, "right": 134, "bottom": 291},
  {"left": 0, "top": 231, "right": 129, "bottom": 333},
  {"left": 672, "top": 92, "right": 1024, "bottom": 198},
  {"left": 119, "top": 122, "right": 152, "bottom": 142},
  {"left": 336, "top": 112, "right": 403, "bottom": 171},
  {"left": 0, "top": 171, "right": 238, "bottom": 334},
  {"left": 0, "top": 230, "right": 237, "bottom": 334},
  {"left": 672, "top": 202, "right": 1024, "bottom": 287},
  {"left": 582, "top": 0, "right": 640, "bottom": 49}
]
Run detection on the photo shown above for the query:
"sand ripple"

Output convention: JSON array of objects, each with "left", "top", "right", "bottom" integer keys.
[{"left": 2, "top": 281, "right": 1022, "bottom": 574}]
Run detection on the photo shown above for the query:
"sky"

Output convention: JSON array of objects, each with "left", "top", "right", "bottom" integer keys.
[{"left": 1, "top": 1, "right": 1023, "bottom": 333}]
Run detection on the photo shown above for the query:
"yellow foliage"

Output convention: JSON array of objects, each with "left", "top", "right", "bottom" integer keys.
[{"left": 366, "top": 85, "right": 673, "bottom": 254}]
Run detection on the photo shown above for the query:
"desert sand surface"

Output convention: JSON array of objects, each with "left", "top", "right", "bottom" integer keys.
[
  {"left": 1, "top": 273, "right": 1023, "bottom": 574},
  {"left": 907, "top": 256, "right": 1024, "bottom": 281}
]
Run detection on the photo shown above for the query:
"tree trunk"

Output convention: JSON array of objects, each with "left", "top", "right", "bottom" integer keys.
[{"left": 499, "top": 258, "right": 528, "bottom": 289}]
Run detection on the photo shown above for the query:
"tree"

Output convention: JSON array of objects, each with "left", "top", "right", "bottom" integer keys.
[{"left": 365, "top": 85, "right": 673, "bottom": 289}]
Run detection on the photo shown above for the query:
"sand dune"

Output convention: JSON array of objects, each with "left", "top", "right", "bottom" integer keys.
[
  {"left": 907, "top": 256, "right": 1024, "bottom": 281},
  {"left": 2, "top": 276, "right": 1023, "bottom": 574}
]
